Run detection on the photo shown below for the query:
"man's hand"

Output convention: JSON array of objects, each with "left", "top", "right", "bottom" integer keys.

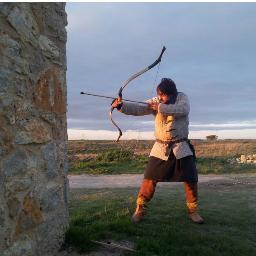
[
  {"left": 148, "top": 102, "right": 159, "bottom": 111},
  {"left": 111, "top": 97, "right": 123, "bottom": 110}
]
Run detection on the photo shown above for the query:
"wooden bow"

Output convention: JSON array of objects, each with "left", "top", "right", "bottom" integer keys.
[{"left": 110, "top": 46, "right": 166, "bottom": 142}]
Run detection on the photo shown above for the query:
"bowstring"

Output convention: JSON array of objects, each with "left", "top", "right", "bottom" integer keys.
[
  {"left": 150, "top": 61, "right": 161, "bottom": 98},
  {"left": 122, "top": 61, "right": 162, "bottom": 154},
  {"left": 127, "top": 62, "right": 161, "bottom": 155}
]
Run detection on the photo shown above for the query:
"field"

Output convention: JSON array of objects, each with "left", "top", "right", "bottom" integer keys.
[
  {"left": 68, "top": 140, "right": 256, "bottom": 175},
  {"left": 63, "top": 140, "right": 256, "bottom": 255},
  {"left": 63, "top": 175, "right": 256, "bottom": 255}
]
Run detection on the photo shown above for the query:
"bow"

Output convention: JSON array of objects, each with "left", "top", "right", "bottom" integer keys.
[{"left": 110, "top": 46, "right": 166, "bottom": 142}]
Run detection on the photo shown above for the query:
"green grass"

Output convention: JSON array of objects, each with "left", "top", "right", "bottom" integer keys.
[
  {"left": 69, "top": 159, "right": 147, "bottom": 175},
  {"left": 197, "top": 157, "right": 256, "bottom": 174},
  {"left": 69, "top": 149, "right": 256, "bottom": 175},
  {"left": 69, "top": 149, "right": 148, "bottom": 174},
  {"left": 65, "top": 177, "right": 256, "bottom": 255}
]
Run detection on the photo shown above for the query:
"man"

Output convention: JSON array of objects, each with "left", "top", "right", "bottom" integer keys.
[{"left": 111, "top": 78, "right": 204, "bottom": 224}]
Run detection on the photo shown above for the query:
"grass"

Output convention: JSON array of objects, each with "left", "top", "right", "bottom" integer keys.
[
  {"left": 69, "top": 149, "right": 148, "bottom": 174},
  {"left": 65, "top": 176, "right": 256, "bottom": 255},
  {"left": 197, "top": 157, "right": 256, "bottom": 174},
  {"left": 69, "top": 148, "right": 256, "bottom": 175}
]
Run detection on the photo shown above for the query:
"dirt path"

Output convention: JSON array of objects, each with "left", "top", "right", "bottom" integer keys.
[{"left": 67, "top": 173, "right": 255, "bottom": 189}]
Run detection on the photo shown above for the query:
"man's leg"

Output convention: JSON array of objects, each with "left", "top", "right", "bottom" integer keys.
[
  {"left": 184, "top": 182, "right": 204, "bottom": 224},
  {"left": 132, "top": 179, "right": 157, "bottom": 223}
]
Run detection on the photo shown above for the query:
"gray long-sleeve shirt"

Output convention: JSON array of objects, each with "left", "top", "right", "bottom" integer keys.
[{"left": 120, "top": 92, "right": 193, "bottom": 160}]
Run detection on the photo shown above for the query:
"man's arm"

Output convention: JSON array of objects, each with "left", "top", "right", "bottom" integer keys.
[
  {"left": 120, "top": 102, "right": 155, "bottom": 116},
  {"left": 111, "top": 98, "right": 155, "bottom": 116},
  {"left": 158, "top": 93, "right": 190, "bottom": 117}
]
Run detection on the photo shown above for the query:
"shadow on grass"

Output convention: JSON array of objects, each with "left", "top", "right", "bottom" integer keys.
[{"left": 65, "top": 180, "right": 256, "bottom": 256}]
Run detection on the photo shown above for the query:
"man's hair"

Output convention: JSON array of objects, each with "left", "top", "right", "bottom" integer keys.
[{"left": 157, "top": 78, "right": 177, "bottom": 97}]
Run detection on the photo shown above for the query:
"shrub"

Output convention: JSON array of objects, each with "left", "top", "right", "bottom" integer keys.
[{"left": 96, "top": 149, "right": 134, "bottom": 162}]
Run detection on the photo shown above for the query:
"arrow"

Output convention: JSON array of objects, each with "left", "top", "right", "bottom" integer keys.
[{"left": 80, "top": 91, "right": 148, "bottom": 105}]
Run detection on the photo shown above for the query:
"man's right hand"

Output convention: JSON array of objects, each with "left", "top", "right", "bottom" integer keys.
[{"left": 111, "top": 97, "right": 123, "bottom": 110}]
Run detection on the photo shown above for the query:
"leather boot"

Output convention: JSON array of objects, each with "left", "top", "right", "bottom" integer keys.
[
  {"left": 131, "top": 179, "right": 157, "bottom": 223},
  {"left": 184, "top": 182, "right": 204, "bottom": 224},
  {"left": 131, "top": 197, "right": 147, "bottom": 223},
  {"left": 189, "top": 212, "right": 204, "bottom": 224}
]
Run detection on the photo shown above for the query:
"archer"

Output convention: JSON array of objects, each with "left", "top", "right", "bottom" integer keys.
[{"left": 111, "top": 78, "right": 204, "bottom": 224}]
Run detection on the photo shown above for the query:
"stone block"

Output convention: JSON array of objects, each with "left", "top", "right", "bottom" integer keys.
[
  {"left": 39, "top": 34, "right": 60, "bottom": 59},
  {"left": 240, "top": 154, "right": 246, "bottom": 163},
  {"left": 0, "top": 34, "right": 21, "bottom": 59},
  {"left": 33, "top": 68, "right": 66, "bottom": 114},
  {"left": 39, "top": 185, "right": 63, "bottom": 212},
  {"left": 15, "top": 118, "right": 52, "bottom": 144},
  {"left": 2, "top": 149, "right": 30, "bottom": 178},
  {"left": 15, "top": 194, "right": 43, "bottom": 236},
  {"left": 41, "top": 142, "right": 59, "bottom": 178},
  {"left": 0, "top": 116, "right": 13, "bottom": 157},
  {"left": 5, "top": 176, "right": 33, "bottom": 195},
  {"left": 0, "top": 206, "right": 5, "bottom": 227},
  {"left": 3, "top": 235, "right": 34, "bottom": 256},
  {"left": 7, "top": 5, "right": 39, "bottom": 47},
  {"left": 7, "top": 197, "right": 21, "bottom": 218},
  {"left": 0, "top": 68, "right": 14, "bottom": 93}
]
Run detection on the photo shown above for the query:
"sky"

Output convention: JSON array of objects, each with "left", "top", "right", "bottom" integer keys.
[{"left": 66, "top": 3, "right": 256, "bottom": 140}]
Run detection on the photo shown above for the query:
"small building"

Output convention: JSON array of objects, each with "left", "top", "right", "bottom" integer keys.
[{"left": 206, "top": 135, "right": 218, "bottom": 141}]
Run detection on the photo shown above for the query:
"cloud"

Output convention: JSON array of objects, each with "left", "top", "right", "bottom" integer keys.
[
  {"left": 68, "top": 128, "right": 256, "bottom": 140},
  {"left": 66, "top": 3, "right": 256, "bottom": 138}
]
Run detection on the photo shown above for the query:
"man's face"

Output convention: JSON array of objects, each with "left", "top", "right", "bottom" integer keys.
[{"left": 157, "top": 90, "right": 170, "bottom": 104}]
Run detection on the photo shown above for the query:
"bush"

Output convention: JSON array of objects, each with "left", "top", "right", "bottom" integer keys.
[{"left": 96, "top": 149, "right": 134, "bottom": 162}]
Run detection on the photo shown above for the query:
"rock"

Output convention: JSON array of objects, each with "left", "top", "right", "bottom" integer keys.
[
  {"left": 38, "top": 35, "right": 60, "bottom": 59},
  {"left": 240, "top": 155, "right": 246, "bottom": 163},
  {"left": 0, "top": 68, "right": 13, "bottom": 93},
  {"left": 15, "top": 118, "right": 52, "bottom": 144},
  {"left": 0, "top": 3, "right": 12, "bottom": 16},
  {"left": 33, "top": 68, "right": 66, "bottom": 115},
  {"left": 2, "top": 149, "right": 30, "bottom": 178},
  {"left": 7, "top": 197, "right": 21, "bottom": 218},
  {"left": 0, "top": 117, "right": 13, "bottom": 157},
  {"left": 7, "top": 6, "right": 39, "bottom": 47},
  {"left": 0, "top": 34, "right": 21, "bottom": 59},
  {"left": 41, "top": 142, "right": 59, "bottom": 178},
  {"left": 247, "top": 155, "right": 253, "bottom": 160},
  {"left": 5, "top": 177, "right": 33, "bottom": 195},
  {"left": 15, "top": 194, "right": 43, "bottom": 236},
  {"left": 39, "top": 184, "right": 62, "bottom": 212},
  {"left": 2, "top": 235, "right": 33, "bottom": 256},
  {"left": 0, "top": 206, "right": 5, "bottom": 227}
]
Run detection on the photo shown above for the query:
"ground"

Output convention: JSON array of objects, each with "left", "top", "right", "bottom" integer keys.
[
  {"left": 57, "top": 173, "right": 256, "bottom": 256},
  {"left": 68, "top": 173, "right": 240, "bottom": 189}
]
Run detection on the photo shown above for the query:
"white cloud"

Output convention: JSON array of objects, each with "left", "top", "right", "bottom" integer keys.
[
  {"left": 68, "top": 129, "right": 153, "bottom": 140},
  {"left": 66, "top": 3, "right": 256, "bottom": 133},
  {"left": 68, "top": 128, "right": 256, "bottom": 140},
  {"left": 190, "top": 120, "right": 256, "bottom": 129}
]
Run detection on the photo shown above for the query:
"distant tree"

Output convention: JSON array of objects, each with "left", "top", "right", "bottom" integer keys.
[{"left": 206, "top": 135, "right": 218, "bottom": 141}]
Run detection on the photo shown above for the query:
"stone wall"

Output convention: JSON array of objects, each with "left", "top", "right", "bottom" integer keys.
[{"left": 0, "top": 3, "right": 69, "bottom": 255}]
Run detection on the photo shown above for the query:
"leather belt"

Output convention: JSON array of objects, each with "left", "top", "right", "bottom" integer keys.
[
  {"left": 156, "top": 138, "right": 188, "bottom": 145},
  {"left": 156, "top": 138, "right": 196, "bottom": 160}
]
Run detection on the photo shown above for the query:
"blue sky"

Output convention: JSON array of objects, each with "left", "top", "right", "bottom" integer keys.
[{"left": 66, "top": 3, "right": 256, "bottom": 139}]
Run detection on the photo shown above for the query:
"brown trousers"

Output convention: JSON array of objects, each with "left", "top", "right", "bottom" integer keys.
[{"left": 136, "top": 179, "right": 198, "bottom": 213}]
